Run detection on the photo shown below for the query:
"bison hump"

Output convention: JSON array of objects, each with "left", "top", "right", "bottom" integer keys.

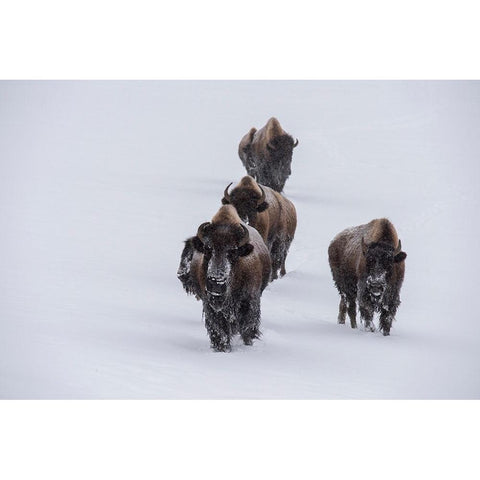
[{"left": 265, "top": 117, "right": 284, "bottom": 140}]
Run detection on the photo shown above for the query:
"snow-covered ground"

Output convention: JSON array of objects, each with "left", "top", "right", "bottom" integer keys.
[{"left": 1, "top": 80, "right": 479, "bottom": 399}]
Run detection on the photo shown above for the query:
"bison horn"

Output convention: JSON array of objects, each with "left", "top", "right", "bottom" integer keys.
[
  {"left": 293, "top": 138, "right": 299, "bottom": 148},
  {"left": 258, "top": 185, "right": 266, "bottom": 205},
  {"left": 395, "top": 238, "right": 402, "bottom": 254},
  {"left": 238, "top": 224, "right": 250, "bottom": 247},
  {"left": 196, "top": 222, "right": 211, "bottom": 242},
  {"left": 223, "top": 182, "right": 233, "bottom": 203}
]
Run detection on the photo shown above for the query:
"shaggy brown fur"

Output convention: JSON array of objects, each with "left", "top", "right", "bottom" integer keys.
[
  {"left": 183, "top": 205, "right": 271, "bottom": 352},
  {"left": 328, "top": 218, "right": 407, "bottom": 335},
  {"left": 222, "top": 175, "right": 297, "bottom": 280},
  {"left": 238, "top": 117, "right": 298, "bottom": 192}
]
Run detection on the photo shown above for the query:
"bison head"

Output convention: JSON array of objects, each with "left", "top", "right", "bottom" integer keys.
[
  {"left": 361, "top": 238, "right": 407, "bottom": 300},
  {"left": 221, "top": 181, "right": 268, "bottom": 226},
  {"left": 262, "top": 135, "right": 298, "bottom": 192},
  {"left": 192, "top": 221, "right": 253, "bottom": 310}
]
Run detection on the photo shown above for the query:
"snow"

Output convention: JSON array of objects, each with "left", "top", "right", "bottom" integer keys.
[{"left": 1, "top": 80, "right": 479, "bottom": 398}]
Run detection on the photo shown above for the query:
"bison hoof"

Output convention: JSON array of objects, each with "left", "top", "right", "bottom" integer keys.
[
  {"left": 382, "top": 330, "right": 390, "bottom": 336},
  {"left": 211, "top": 343, "right": 231, "bottom": 353}
]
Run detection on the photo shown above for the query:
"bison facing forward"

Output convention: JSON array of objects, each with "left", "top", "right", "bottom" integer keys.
[
  {"left": 222, "top": 175, "right": 296, "bottom": 280},
  {"left": 238, "top": 117, "right": 298, "bottom": 192},
  {"left": 328, "top": 218, "right": 407, "bottom": 336},
  {"left": 178, "top": 205, "right": 271, "bottom": 352}
]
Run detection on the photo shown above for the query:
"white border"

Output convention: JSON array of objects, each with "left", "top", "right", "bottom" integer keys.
[
  {"left": 0, "top": 401, "right": 478, "bottom": 479},
  {"left": 1, "top": 1, "right": 480, "bottom": 78}
]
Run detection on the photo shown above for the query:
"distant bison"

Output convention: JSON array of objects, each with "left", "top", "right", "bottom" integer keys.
[
  {"left": 178, "top": 205, "right": 271, "bottom": 352},
  {"left": 238, "top": 117, "right": 298, "bottom": 192},
  {"left": 328, "top": 218, "right": 407, "bottom": 336},
  {"left": 222, "top": 175, "right": 296, "bottom": 280}
]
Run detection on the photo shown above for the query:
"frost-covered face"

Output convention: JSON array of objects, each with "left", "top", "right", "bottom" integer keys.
[
  {"left": 363, "top": 242, "right": 407, "bottom": 299},
  {"left": 193, "top": 223, "right": 253, "bottom": 310},
  {"left": 263, "top": 135, "right": 295, "bottom": 191}
]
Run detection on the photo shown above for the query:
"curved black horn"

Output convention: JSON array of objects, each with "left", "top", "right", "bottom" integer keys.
[
  {"left": 293, "top": 138, "right": 299, "bottom": 148},
  {"left": 223, "top": 182, "right": 233, "bottom": 203},
  {"left": 196, "top": 222, "right": 210, "bottom": 242},
  {"left": 395, "top": 239, "right": 402, "bottom": 254},
  {"left": 238, "top": 224, "right": 250, "bottom": 247}
]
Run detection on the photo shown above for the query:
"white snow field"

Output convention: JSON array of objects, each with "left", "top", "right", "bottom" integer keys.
[{"left": 1, "top": 80, "right": 479, "bottom": 399}]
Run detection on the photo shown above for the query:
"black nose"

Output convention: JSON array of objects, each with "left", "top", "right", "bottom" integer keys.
[
  {"left": 206, "top": 277, "right": 227, "bottom": 296},
  {"left": 369, "top": 282, "right": 384, "bottom": 296}
]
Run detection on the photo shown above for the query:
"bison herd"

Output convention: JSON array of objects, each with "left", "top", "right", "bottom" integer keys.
[{"left": 177, "top": 117, "right": 407, "bottom": 351}]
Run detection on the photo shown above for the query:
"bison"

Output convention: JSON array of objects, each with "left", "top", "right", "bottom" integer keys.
[
  {"left": 238, "top": 117, "right": 298, "bottom": 192},
  {"left": 328, "top": 218, "right": 407, "bottom": 336},
  {"left": 177, "top": 205, "right": 271, "bottom": 352},
  {"left": 221, "top": 175, "right": 297, "bottom": 281}
]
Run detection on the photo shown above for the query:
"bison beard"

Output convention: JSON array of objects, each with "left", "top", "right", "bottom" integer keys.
[{"left": 203, "top": 295, "right": 261, "bottom": 352}]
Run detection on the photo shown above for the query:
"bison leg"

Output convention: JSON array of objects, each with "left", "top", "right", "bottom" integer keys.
[
  {"left": 338, "top": 295, "right": 347, "bottom": 324},
  {"left": 346, "top": 297, "right": 358, "bottom": 329},
  {"left": 359, "top": 304, "right": 375, "bottom": 332},
  {"left": 379, "top": 311, "right": 393, "bottom": 336},
  {"left": 270, "top": 239, "right": 288, "bottom": 280},
  {"left": 279, "top": 237, "right": 293, "bottom": 278},
  {"left": 269, "top": 242, "right": 281, "bottom": 281},
  {"left": 379, "top": 304, "right": 397, "bottom": 336},
  {"left": 246, "top": 157, "right": 257, "bottom": 179},
  {"left": 204, "top": 304, "right": 232, "bottom": 352},
  {"left": 238, "top": 298, "right": 261, "bottom": 346}
]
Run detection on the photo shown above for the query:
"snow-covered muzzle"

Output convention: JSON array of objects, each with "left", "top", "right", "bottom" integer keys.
[
  {"left": 366, "top": 273, "right": 387, "bottom": 298},
  {"left": 206, "top": 254, "right": 232, "bottom": 308},
  {"left": 364, "top": 244, "right": 394, "bottom": 301}
]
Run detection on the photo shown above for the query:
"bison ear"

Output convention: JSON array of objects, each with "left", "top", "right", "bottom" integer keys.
[
  {"left": 192, "top": 236, "right": 205, "bottom": 253},
  {"left": 256, "top": 201, "right": 269, "bottom": 212},
  {"left": 394, "top": 251, "right": 407, "bottom": 263},
  {"left": 238, "top": 243, "right": 254, "bottom": 257},
  {"left": 221, "top": 197, "right": 230, "bottom": 205}
]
